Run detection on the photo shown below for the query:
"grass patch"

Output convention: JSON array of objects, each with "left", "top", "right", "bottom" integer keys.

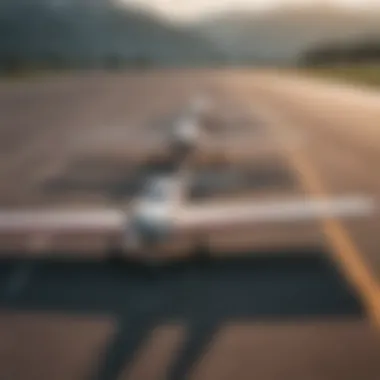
[
  {"left": 0, "top": 67, "right": 81, "bottom": 82},
  {"left": 301, "top": 65, "right": 380, "bottom": 88}
]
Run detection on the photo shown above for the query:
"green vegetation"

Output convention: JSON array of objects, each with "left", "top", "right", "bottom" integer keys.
[
  {"left": 302, "top": 65, "right": 380, "bottom": 88},
  {"left": 298, "top": 35, "right": 380, "bottom": 88}
]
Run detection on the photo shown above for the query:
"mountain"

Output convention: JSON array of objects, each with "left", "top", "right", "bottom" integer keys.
[
  {"left": 195, "top": 6, "right": 380, "bottom": 64},
  {"left": 0, "top": 0, "right": 222, "bottom": 71}
]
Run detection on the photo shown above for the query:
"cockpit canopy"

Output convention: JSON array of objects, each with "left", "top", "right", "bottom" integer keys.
[{"left": 142, "top": 176, "right": 180, "bottom": 203}]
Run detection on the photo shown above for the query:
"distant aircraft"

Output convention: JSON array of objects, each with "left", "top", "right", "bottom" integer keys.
[
  {"left": 122, "top": 95, "right": 214, "bottom": 162},
  {"left": 129, "top": 94, "right": 251, "bottom": 164},
  {"left": 168, "top": 95, "right": 213, "bottom": 156}
]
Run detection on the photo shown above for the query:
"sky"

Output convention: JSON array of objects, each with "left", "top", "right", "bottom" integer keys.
[{"left": 120, "top": 0, "right": 380, "bottom": 21}]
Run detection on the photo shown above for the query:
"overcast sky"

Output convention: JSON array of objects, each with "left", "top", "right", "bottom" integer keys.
[{"left": 120, "top": 0, "right": 379, "bottom": 21}]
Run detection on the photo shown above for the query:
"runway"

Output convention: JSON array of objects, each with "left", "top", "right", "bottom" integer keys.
[{"left": 0, "top": 69, "right": 379, "bottom": 379}]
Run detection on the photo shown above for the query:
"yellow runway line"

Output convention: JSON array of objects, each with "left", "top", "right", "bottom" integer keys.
[
  {"left": 251, "top": 98, "right": 380, "bottom": 328},
  {"left": 285, "top": 136, "right": 380, "bottom": 329}
]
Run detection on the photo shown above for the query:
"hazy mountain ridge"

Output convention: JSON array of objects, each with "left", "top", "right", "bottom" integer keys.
[{"left": 0, "top": 0, "right": 221, "bottom": 71}]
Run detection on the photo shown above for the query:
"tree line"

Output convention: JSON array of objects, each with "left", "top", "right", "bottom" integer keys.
[{"left": 300, "top": 37, "right": 380, "bottom": 66}]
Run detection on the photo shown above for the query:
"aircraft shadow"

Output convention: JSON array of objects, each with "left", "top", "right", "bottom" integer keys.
[
  {"left": 0, "top": 248, "right": 364, "bottom": 380},
  {"left": 189, "top": 162, "right": 298, "bottom": 200}
]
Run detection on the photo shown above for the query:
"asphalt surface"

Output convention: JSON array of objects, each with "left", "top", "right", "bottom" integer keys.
[{"left": 0, "top": 69, "right": 379, "bottom": 379}]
